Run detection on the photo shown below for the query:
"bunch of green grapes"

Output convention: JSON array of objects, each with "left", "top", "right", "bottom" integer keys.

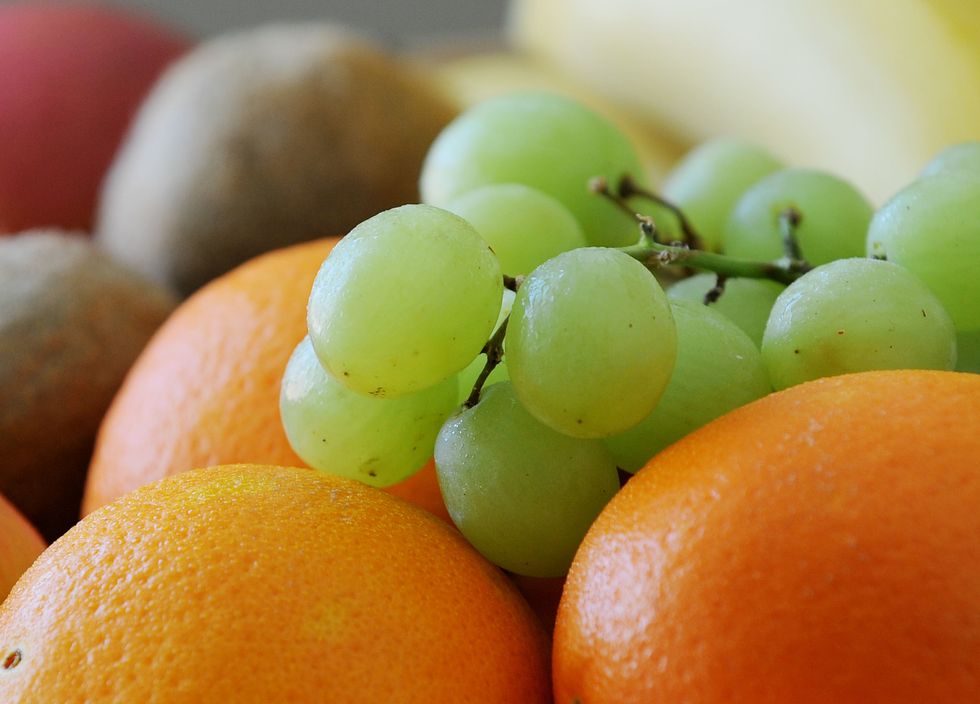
[{"left": 281, "top": 91, "right": 975, "bottom": 578}]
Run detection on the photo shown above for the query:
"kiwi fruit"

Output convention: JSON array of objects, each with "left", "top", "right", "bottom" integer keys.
[
  {"left": 97, "top": 23, "right": 456, "bottom": 297},
  {"left": 0, "top": 231, "right": 176, "bottom": 540}
]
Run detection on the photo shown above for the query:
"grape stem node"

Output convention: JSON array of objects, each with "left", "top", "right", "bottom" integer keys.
[{"left": 464, "top": 316, "right": 509, "bottom": 409}]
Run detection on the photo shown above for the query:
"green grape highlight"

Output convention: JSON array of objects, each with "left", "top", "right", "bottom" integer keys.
[
  {"left": 658, "top": 138, "right": 783, "bottom": 251},
  {"left": 280, "top": 337, "right": 458, "bottom": 487},
  {"left": 307, "top": 204, "right": 502, "bottom": 398},
  {"left": 723, "top": 168, "right": 872, "bottom": 265},
  {"left": 434, "top": 382, "right": 620, "bottom": 577},
  {"left": 420, "top": 92, "right": 647, "bottom": 247},
  {"left": 604, "top": 299, "right": 772, "bottom": 471},
  {"left": 445, "top": 184, "right": 587, "bottom": 276},
  {"left": 506, "top": 247, "right": 676, "bottom": 439},
  {"left": 762, "top": 258, "right": 957, "bottom": 390},
  {"left": 667, "top": 273, "right": 785, "bottom": 347},
  {"left": 919, "top": 141, "right": 980, "bottom": 178}
]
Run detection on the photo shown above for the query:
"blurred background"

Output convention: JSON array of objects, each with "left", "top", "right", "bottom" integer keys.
[{"left": 96, "top": 0, "right": 510, "bottom": 45}]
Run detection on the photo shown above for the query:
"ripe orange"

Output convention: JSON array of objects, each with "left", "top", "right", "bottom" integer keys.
[
  {"left": 0, "top": 464, "right": 550, "bottom": 701},
  {"left": 0, "top": 493, "right": 44, "bottom": 602},
  {"left": 83, "top": 238, "right": 449, "bottom": 522},
  {"left": 555, "top": 370, "right": 980, "bottom": 703}
]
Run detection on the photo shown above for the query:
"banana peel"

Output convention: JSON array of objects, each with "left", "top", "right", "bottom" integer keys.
[{"left": 510, "top": 0, "right": 980, "bottom": 203}]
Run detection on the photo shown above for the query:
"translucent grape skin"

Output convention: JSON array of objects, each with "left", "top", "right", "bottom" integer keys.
[
  {"left": 723, "top": 168, "right": 873, "bottom": 265},
  {"left": 506, "top": 247, "right": 677, "bottom": 439},
  {"left": 445, "top": 184, "right": 587, "bottom": 276},
  {"left": 762, "top": 258, "right": 957, "bottom": 390},
  {"left": 866, "top": 173, "right": 980, "bottom": 372},
  {"left": 307, "top": 204, "right": 502, "bottom": 398},
  {"left": 434, "top": 382, "right": 620, "bottom": 577},
  {"left": 280, "top": 337, "right": 458, "bottom": 487},
  {"left": 657, "top": 138, "right": 783, "bottom": 251},
  {"left": 919, "top": 141, "right": 980, "bottom": 179},
  {"left": 420, "top": 92, "right": 647, "bottom": 248},
  {"left": 667, "top": 273, "right": 785, "bottom": 347},
  {"left": 605, "top": 300, "right": 772, "bottom": 472}
]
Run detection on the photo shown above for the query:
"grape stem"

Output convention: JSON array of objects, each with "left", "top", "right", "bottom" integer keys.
[
  {"left": 464, "top": 316, "right": 509, "bottom": 409},
  {"left": 617, "top": 175, "right": 705, "bottom": 250},
  {"left": 592, "top": 177, "right": 813, "bottom": 286}
]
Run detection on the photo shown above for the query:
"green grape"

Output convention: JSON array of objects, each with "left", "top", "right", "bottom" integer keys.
[
  {"left": 420, "top": 92, "right": 646, "bottom": 248},
  {"left": 435, "top": 382, "right": 620, "bottom": 577},
  {"left": 866, "top": 173, "right": 980, "bottom": 337},
  {"left": 762, "top": 258, "right": 957, "bottom": 390},
  {"left": 956, "top": 329, "right": 980, "bottom": 373},
  {"left": 507, "top": 247, "right": 676, "bottom": 439},
  {"left": 456, "top": 289, "right": 514, "bottom": 404},
  {"left": 667, "top": 273, "right": 785, "bottom": 347},
  {"left": 280, "top": 337, "right": 458, "bottom": 487},
  {"left": 307, "top": 204, "right": 502, "bottom": 398},
  {"left": 920, "top": 142, "right": 980, "bottom": 178},
  {"left": 658, "top": 138, "right": 783, "bottom": 251},
  {"left": 445, "top": 184, "right": 587, "bottom": 276},
  {"left": 723, "top": 168, "right": 872, "bottom": 265},
  {"left": 605, "top": 300, "right": 772, "bottom": 472}
]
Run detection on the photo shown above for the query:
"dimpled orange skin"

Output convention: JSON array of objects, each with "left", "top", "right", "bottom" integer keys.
[
  {"left": 83, "top": 238, "right": 450, "bottom": 523},
  {"left": 0, "top": 493, "right": 44, "bottom": 602},
  {"left": 0, "top": 464, "right": 551, "bottom": 702},
  {"left": 554, "top": 370, "right": 980, "bottom": 703}
]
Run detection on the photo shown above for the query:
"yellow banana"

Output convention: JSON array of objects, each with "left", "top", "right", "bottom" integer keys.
[{"left": 510, "top": 0, "right": 980, "bottom": 202}]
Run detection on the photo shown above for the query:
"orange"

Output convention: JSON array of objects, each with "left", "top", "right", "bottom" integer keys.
[
  {"left": 83, "top": 238, "right": 449, "bottom": 522},
  {"left": 0, "top": 464, "right": 551, "bottom": 701},
  {"left": 0, "top": 493, "right": 44, "bottom": 602},
  {"left": 555, "top": 370, "right": 980, "bottom": 703}
]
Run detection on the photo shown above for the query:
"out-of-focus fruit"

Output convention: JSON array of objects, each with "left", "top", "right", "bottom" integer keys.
[
  {"left": 0, "top": 3, "right": 190, "bottom": 233},
  {"left": 428, "top": 50, "right": 686, "bottom": 180},
  {"left": 0, "top": 232, "right": 176, "bottom": 540},
  {"left": 0, "top": 465, "right": 551, "bottom": 702},
  {"left": 97, "top": 23, "right": 455, "bottom": 296},
  {"left": 0, "top": 493, "right": 44, "bottom": 603},
  {"left": 555, "top": 370, "right": 980, "bottom": 703},
  {"left": 511, "top": 0, "right": 980, "bottom": 202},
  {"left": 83, "top": 238, "right": 450, "bottom": 522}
]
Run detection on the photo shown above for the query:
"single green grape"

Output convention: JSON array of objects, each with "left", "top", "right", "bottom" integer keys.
[
  {"left": 866, "top": 172, "right": 980, "bottom": 333},
  {"left": 507, "top": 247, "right": 676, "bottom": 439},
  {"left": 420, "top": 92, "right": 647, "bottom": 247},
  {"left": 667, "top": 273, "right": 785, "bottom": 347},
  {"left": 657, "top": 138, "right": 783, "bottom": 251},
  {"left": 456, "top": 290, "right": 514, "bottom": 405},
  {"left": 445, "top": 184, "right": 587, "bottom": 276},
  {"left": 280, "top": 337, "right": 458, "bottom": 487},
  {"left": 307, "top": 204, "right": 502, "bottom": 398},
  {"left": 762, "top": 258, "right": 957, "bottom": 390},
  {"left": 919, "top": 142, "right": 980, "bottom": 178},
  {"left": 435, "top": 382, "right": 620, "bottom": 577},
  {"left": 604, "top": 299, "right": 772, "bottom": 471},
  {"left": 723, "top": 168, "right": 872, "bottom": 265}
]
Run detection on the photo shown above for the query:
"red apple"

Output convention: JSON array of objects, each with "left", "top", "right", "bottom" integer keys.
[{"left": 0, "top": 3, "right": 191, "bottom": 234}]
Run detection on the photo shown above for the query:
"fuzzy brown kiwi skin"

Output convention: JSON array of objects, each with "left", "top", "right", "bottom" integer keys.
[
  {"left": 0, "top": 232, "right": 176, "bottom": 540},
  {"left": 96, "top": 24, "right": 457, "bottom": 298}
]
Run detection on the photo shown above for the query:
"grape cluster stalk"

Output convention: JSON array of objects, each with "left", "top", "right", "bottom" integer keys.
[{"left": 280, "top": 92, "right": 978, "bottom": 577}]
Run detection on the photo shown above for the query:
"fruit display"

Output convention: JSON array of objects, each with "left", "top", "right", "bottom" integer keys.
[
  {"left": 2, "top": 1, "right": 979, "bottom": 700},
  {"left": 97, "top": 23, "right": 455, "bottom": 296},
  {"left": 0, "top": 3, "right": 190, "bottom": 233},
  {"left": 0, "top": 232, "right": 176, "bottom": 540}
]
